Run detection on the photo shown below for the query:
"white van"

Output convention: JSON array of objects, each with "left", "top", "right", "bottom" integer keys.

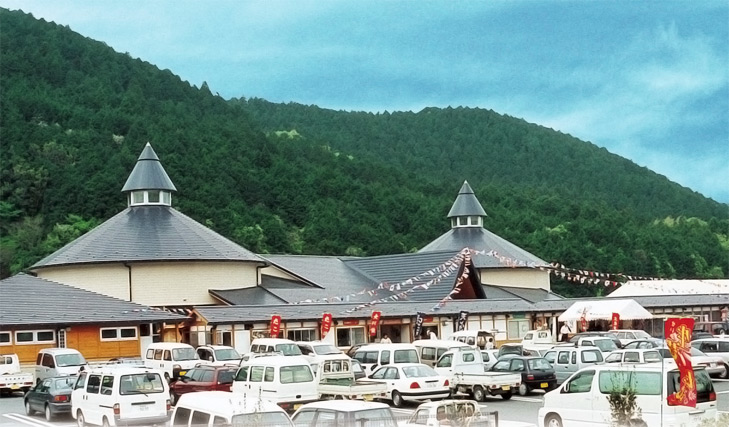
[
  {"left": 295, "top": 341, "right": 347, "bottom": 373},
  {"left": 538, "top": 363, "right": 717, "bottom": 427},
  {"left": 143, "top": 342, "right": 200, "bottom": 380},
  {"left": 232, "top": 355, "right": 318, "bottom": 413},
  {"left": 71, "top": 366, "right": 171, "bottom": 427},
  {"left": 352, "top": 344, "right": 420, "bottom": 375},
  {"left": 250, "top": 338, "right": 303, "bottom": 356},
  {"left": 35, "top": 348, "right": 89, "bottom": 382},
  {"left": 171, "top": 390, "right": 293, "bottom": 426},
  {"left": 412, "top": 339, "right": 471, "bottom": 367},
  {"left": 543, "top": 345, "right": 604, "bottom": 384},
  {"left": 446, "top": 330, "right": 496, "bottom": 350}
]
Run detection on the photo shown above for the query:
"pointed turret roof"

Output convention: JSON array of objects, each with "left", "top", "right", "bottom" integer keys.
[
  {"left": 121, "top": 143, "right": 177, "bottom": 192},
  {"left": 447, "top": 181, "right": 487, "bottom": 218}
]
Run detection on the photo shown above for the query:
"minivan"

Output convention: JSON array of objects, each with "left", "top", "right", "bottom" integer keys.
[
  {"left": 352, "top": 344, "right": 420, "bottom": 375},
  {"left": 171, "top": 390, "right": 293, "bottom": 427},
  {"left": 35, "top": 348, "right": 88, "bottom": 383},
  {"left": 72, "top": 366, "right": 171, "bottom": 427},
  {"left": 412, "top": 339, "right": 471, "bottom": 367},
  {"left": 143, "top": 342, "right": 200, "bottom": 381},
  {"left": 232, "top": 355, "right": 318, "bottom": 413},
  {"left": 249, "top": 338, "right": 303, "bottom": 356},
  {"left": 538, "top": 363, "right": 717, "bottom": 426},
  {"left": 446, "top": 330, "right": 496, "bottom": 350},
  {"left": 543, "top": 345, "right": 604, "bottom": 384},
  {"left": 691, "top": 337, "right": 729, "bottom": 379}
]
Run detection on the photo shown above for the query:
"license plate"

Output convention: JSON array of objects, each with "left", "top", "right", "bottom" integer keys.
[
  {"left": 540, "top": 382, "right": 548, "bottom": 388},
  {"left": 501, "top": 386, "right": 510, "bottom": 391},
  {"left": 179, "top": 371, "right": 187, "bottom": 376},
  {"left": 425, "top": 383, "right": 436, "bottom": 388},
  {"left": 364, "top": 394, "right": 373, "bottom": 401},
  {"left": 138, "top": 405, "right": 149, "bottom": 412},
  {"left": 11, "top": 384, "right": 19, "bottom": 390},
  {"left": 294, "top": 404, "right": 302, "bottom": 411}
]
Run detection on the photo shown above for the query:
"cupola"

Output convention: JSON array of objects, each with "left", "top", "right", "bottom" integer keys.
[
  {"left": 121, "top": 143, "right": 177, "bottom": 207},
  {"left": 447, "top": 181, "right": 487, "bottom": 228}
]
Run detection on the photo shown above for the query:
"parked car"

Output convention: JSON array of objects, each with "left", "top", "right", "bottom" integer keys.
[
  {"left": 352, "top": 344, "right": 420, "bottom": 375},
  {"left": 295, "top": 341, "right": 345, "bottom": 373},
  {"left": 169, "top": 365, "right": 236, "bottom": 404},
  {"left": 35, "top": 348, "right": 88, "bottom": 383},
  {"left": 0, "top": 353, "right": 34, "bottom": 395},
  {"left": 171, "top": 390, "right": 293, "bottom": 427},
  {"left": 568, "top": 332, "right": 622, "bottom": 349},
  {"left": 538, "top": 364, "right": 717, "bottom": 427},
  {"left": 489, "top": 356, "right": 557, "bottom": 396},
  {"left": 655, "top": 346, "right": 727, "bottom": 378},
  {"left": 691, "top": 337, "right": 729, "bottom": 379},
  {"left": 412, "top": 339, "right": 471, "bottom": 367},
  {"left": 291, "top": 400, "right": 397, "bottom": 427},
  {"left": 233, "top": 355, "right": 318, "bottom": 412},
  {"left": 446, "top": 330, "right": 497, "bottom": 350},
  {"left": 496, "top": 343, "right": 537, "bottom": 359},
  {"left": 480, "top": 349, "right": 499, "bottom": 370},
  {"left": 401, "top": 399, "right": 497, "bottom": 427},
  {"left": 621, "top": 338, "right": 664, "bottom": 350},
  {"left": 24, "top": 376, "right": 76, "bottom": 421},
  {"left": 543, "top": 346, "right": 604, "bottom": 384},
  {"left": 195, "top": 345, "right": 241, "bottom": 365},
  {"left": 368, "top": 363, "right": 450, "bottom": 407},
  {"left": 249, "top": 338, "right": 302, "bottom": 356},
  {"left": 346, "top": 343, "right": 367, "bottom": 358},
  {"left": 143, "top": 342, "right": 200, "bottom": 381},
  {"left": 611, "top": 329, "right": 653, "bottom": 347},
  {"left": 351, "top": 359, "right": 366, "bottom": 380},
  {"left": 604, "top": 348, "right": 663, "bottom": 364},
  {"left": 573, "top": 337, "right": 619, "bottom": 353},
  {"left": 692, "top": 330, "right": 715, "bottom": 341}
]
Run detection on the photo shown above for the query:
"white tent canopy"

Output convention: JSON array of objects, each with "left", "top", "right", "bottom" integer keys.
[{"left": 558, "top": 299, "right": 653, "bottom": 322}]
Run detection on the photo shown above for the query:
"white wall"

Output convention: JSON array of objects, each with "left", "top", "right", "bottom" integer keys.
[{"left": 479, "top": 268, "right": 551, "bottom": 291}]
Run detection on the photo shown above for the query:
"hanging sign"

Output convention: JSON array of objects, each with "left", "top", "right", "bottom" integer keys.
[
  {"left": 457, "top": 311, "right": 469, "bottom": 331},
  {"left": 270, "top": 315, "right": 282, "bottom": 337},
  {"left": 369, "top": 311, "right": 382, "bottom": 337},
  {"left": 413, "top": 312, "right": 425, "bottom": 338},
  {"left": 665, "top": 318, "right": 696, "bottom": 408},
  {"left": 321, "top": 313, "right": 333, "bottom": 338},
  {"left": 611, "top": 313, "right": 620, "bottom": 330}
]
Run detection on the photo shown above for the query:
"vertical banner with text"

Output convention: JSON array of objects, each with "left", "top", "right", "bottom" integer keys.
[
  {"left": 611, "top": 313, "right": 620, "bottom": 330},
  {"left": 665, "top": 317, "right": 696, "bottom": 408},
  {"left": 270, "top": 314, "right": 282, "bottom": 337},
  {"left": 321, "top": 313, "right": 333, "bottom": 338},
  {"left": 457, "top": 311, "right": 469, "bottom": 331},
  {"left": 414, "top": 312, "right": 425, "bottom": 338},
  {"left": 369, "top": 311, "right": 382, "bottom": 337}
]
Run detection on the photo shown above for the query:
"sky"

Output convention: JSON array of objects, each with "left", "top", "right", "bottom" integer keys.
[{"left": 2, "top": 1, "right": 728, "bottom": 203}]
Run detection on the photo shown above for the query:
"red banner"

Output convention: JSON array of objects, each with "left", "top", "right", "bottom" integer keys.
[
  {"left": 270, "top": 314, "right": 282, "bottom": 337},
  {"left": 321, "top": 313, "right": 333, "bottom": 338},
  {"left": 665, "top": 318, "right": 696, "bottom": 408},
  {"left": 611, "top": 313, "right": 620, "bottom": 330},
  {"left": 369, "top": 311, "right": 382, "bottom": 337}
]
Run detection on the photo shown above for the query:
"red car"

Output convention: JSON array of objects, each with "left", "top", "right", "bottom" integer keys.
[{"left": 169, "top": 365, "right": 236, "bottom": 404}]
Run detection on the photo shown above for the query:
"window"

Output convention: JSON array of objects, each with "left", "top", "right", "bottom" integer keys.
[
  {"left": 599, "top": 371, "right": 661, "bottom": 395},
  {"left": 565, "top": 370, "right": 595, "bottom": 393},
  {"left": 287, "top": 329, "right": 317, "bottom": 342},
  {"left": 161, "top": 192, "right": 171, "bottom": 205},
  {"left": 74, "top": 373, "right": 87, "bottom": 390},
  {"left": 354, "top": 351, "right": 378, "bottom": 364},
  {"left": 582, "top": 350, "right": 603, "bottom": 363},
  {"left": 557, "top": 351, "right": 570, "bottom": 364},
  {"left": 101, "top": 375, "right": 114, "bottom": 395},
  {"left": 624, "top": 352, "right": 640, "bottom": 363},
  {"left": 380, "top": 350, "right": 390, "bottom": 365},
  {"left": 172, "top": 407, "right": 191, "bottom": 426},
  {"left": 462, "top": 352, "right": 475, "bottom": 363},
  {"left": 279, "top": 365, "right": 313, "bottom": 384},
  {"left": 436, "top": 354, "right": 452, "bottom": 368},
  {"left": 507, "top": 320, "right": 529, "bottom": 339},
  {"left": 394, "top": 349, "right": 419, "bottom": 363},
  {"left": 264, "top": 367, "right": 274, "bottom": 382},
  {"left": 200, "top": 370, "right": 214, "bottom": 382},
  {"left": 132, "top": 191, "right": 144, "bottom": 204},
  {"left": 57, "top": 329, "right": 66, "bottom": 348},
  {"left": 87, "top": 375, "right": 101, "bottom": 394},
  {"left": 0, "top": 332, "right": 10, "bottom": 345},
  {"left": 336, "top": 327, "right": 366, "bottom": 348},
  {"left": 100, "top": 327, "right": 137, "bottom": 341},
  {"left": 154, "top": 349, "right": 163, "bottom": 360},
  {"left": 191, "top": 411, "right": 210, "bottom": 427},
  {"left": 148, "top": 191, "right": 160, "bottom": 203},
  {"left": 41, "top": 354, "right": 55, "bottom": 368},
  {"left": 421, "top": 347, "right": 436, "bottom": 361},
  {"left": 511, "top": 359, "right": 525, "bottom": 371},
  {"left": 605, "top": 353, "right": 622, "bottom": 363},
  {"left": 235, "top": 366, "right": 249, "bottom": 381},
  {"left": 250, "top": 366, "right": 264, "bottom": 382},
  {"left": 15, "top": 330, "right": 55, "bottom": 344},
  {"left": 411, "top": 409, "right": 429, "bottom": 425}
]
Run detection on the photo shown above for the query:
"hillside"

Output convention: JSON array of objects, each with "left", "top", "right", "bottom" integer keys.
[{"left": 1, "top": 8, "right": 727, "bottom": 296}]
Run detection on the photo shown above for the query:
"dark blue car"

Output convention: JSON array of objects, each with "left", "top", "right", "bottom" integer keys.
[{"left": 24, "top": 376, "right": 76, "bottom": 421}]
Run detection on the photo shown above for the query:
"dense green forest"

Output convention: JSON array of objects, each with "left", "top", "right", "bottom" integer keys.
[{"left": 1, "top": 8, "right": 727, "bottom": 297}]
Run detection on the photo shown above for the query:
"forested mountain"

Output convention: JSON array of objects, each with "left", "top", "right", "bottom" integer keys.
[{"left": 1, "top": 8, "right": 727, "bottom": 297}]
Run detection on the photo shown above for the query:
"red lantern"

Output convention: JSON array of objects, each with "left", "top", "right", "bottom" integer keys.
[
  {"left": 270, "top": 315, "right": 281, "bottom": 337},
  {"left": 369, "top": 311, "right": 382, "bottom": 337},
  {"left": 321, "top": 313, "right": 333, "bottom": 338}
]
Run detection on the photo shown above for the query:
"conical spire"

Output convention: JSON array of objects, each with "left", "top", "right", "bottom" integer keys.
[
  {"left": 447, "top": 181, "right": 487, "bottom": 219},
  {"left": 122, "top": 143, "right": 176, "bottom": 206}
]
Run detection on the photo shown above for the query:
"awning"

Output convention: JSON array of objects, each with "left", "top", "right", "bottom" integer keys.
[{"left": 558, "top": 299, "right": 652, "bottom": 322}]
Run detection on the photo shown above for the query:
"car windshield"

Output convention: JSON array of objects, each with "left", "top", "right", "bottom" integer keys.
[
  {"left": 276, "top": 344, "right": 302, "bottom": 356},
  {"left": 528, "top": 358, "right": 552, "bottom": 370},
  {"left": 350, "top": 408, "right": 398, "bottom": 427},
  {"left": 313, "top": 344, "right": 341, "bottom": 355},
  {"left": 172, "top": 348, "right": 198, "bottom": 361},
  {"left": 394, "top": 349, "right": 419, "bottom": 363},
  {"left": 119, "top": 373, "right": 165, "bottom": 395},
  {"left": 214, "top": 348, "right": 241, "bottom": 360},
  {"left": 55, "top": 353, "right": 86, "bottom": 367},
  {"left": 500, "top": 345, "right": 522, "bottom": 356},
  {"left": 633, "top": 331, "right": 652, "bottom": 340},
  {"left": 402, "top": 365, "right": 437, "bottom": 378},
  {"left": 54, "top": 377, "right": 76, "bottom": 390},
  {"left": 233, "top": 411, "right": 292, "bottom": 427},
  {"left": 594, "top": 340, "right": 618, "bottom": 352}
]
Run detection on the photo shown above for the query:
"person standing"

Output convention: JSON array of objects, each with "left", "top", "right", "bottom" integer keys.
[
  {"left": 428, "top": 329, "right": 437, "bottom": 340},
  {"left": 559, "top": 322, "right": 571, "bottom": 342},
  {"left": 380, "top": 334, "right": 392, "bottom": 344}
]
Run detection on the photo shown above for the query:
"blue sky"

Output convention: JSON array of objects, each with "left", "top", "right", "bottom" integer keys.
[{"left": 2, "top": 1, "right": 728, "bottom": 203}]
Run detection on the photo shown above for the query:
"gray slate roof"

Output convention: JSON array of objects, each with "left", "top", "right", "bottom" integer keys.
[
  {"left": 447, "top": 181, "right": 487, "bottom": 218},
  {"left": 0, "top": 274, "right": 187, "bottom": 327},
  {"left": 32, "top": 206, "right": 266, "bottom": 268},
  {"left": 419, "top": 227, "right": 547, "bottom": 268},
  {"left": 121, "top": 143, "right": 177, "bottom": 192},
  {"left": 195, "top": 298, "right": 536, "bottom": 325}
]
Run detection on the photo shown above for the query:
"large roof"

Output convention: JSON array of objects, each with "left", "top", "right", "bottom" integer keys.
[
  {"left": 608, "top": 279, "right": 729, "bottom": 297},
  {"left": 121, "top": 143, "right": 177, "bottom": 192},
  {"left": 419, "top": 228, "right": 546, "bottom": 267},
  {"left": 31, "top": 206, "right": 266, "bottom": 268},
  {"left": 0, "top": 274, "right": 187, "bottom": 327}
]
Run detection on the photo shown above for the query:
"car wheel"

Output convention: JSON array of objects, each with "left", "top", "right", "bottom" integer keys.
[
  {"left": 24, "top": 400, "right": 34, "bottom": 416},
  {"left": 102, "top": 416, "right": 111, "bottom": 427},
  {"left": 472, "top": 385, "right": 485, "bottom": 402},
  {"left": 76, "top": 410, "right": 86, "bottom": 427},
  {"left": 45, "top": 405, "right": 53, "bottom": 422},
  {"left": 518, "top": 383, "right": 530, "bottom": 396},
  {"left": 545, "top": 414, "right": 563, "bottom": 427},
  {"left": 501, "top": 391, "right": 513, "bottom": 400},
  {"left": 392, "top": 390, "right": 404, "bottom": 408}
]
